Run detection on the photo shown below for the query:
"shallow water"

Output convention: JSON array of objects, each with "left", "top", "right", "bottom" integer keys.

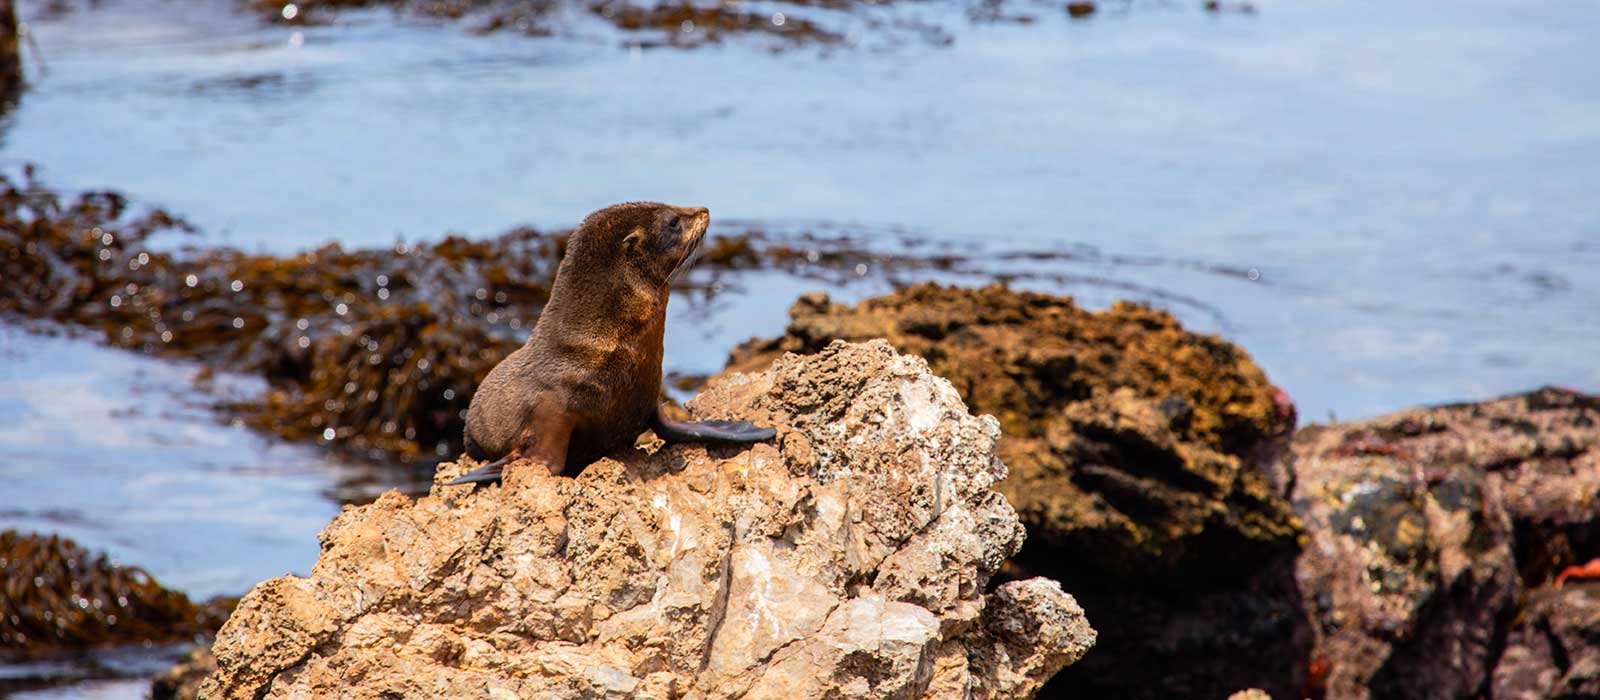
[
  {"left": 0, "top": 327, "right": 431, "bottom": 600},
  {"left": 1, "top": 0, "right": 1598, "bottom": 695}
]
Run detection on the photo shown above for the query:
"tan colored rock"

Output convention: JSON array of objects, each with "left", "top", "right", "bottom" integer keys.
[{"left": 199, "top": 340, "right": 1094, "bottom": 700}]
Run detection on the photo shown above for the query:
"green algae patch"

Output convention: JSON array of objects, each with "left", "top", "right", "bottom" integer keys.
[{"left": 0, "top": 530, "right": 231, "bottom": 657}]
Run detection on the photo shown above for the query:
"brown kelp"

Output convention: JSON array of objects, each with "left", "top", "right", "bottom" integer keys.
[
  {"left": 0, "top": 0, "right": 21, "bottom": 105},
  {"left": 258, "top": 0, "right": 846, "bottom": 47},
  {"left": 1, "top": 173, "right": 555, "bottom": 462},
  {"left": 246, "top": 0, "right": 1061, "bottom": 48},
  {"left": 1, "top": 173, "right": 1033, "bottom": 463},
  {"left": 0, "top": 530, "right": 231, "bottom": 656}
]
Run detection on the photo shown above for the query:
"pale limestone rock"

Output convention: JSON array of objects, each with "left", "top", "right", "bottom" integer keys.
[{"left": 199, "top": 340, "right": 1094, "bottom": 700}]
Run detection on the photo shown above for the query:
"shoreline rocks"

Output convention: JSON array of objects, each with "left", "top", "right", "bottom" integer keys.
[
  {"left": 1290, "top": 387, "right": 1600, "bottom": 700},
  {"left": 719, "top": 284, "right": 1311, "bottom": 699},
  {"left": 139, "top": 284, "right": 1600, "bottom": 700},
  {"left": 198, "top": 341, "right": 1095, "bottom": 700}
]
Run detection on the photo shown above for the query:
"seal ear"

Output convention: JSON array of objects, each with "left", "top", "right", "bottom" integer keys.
[{"left": 621, "top": 226, "right": 647, "bottom": 253}]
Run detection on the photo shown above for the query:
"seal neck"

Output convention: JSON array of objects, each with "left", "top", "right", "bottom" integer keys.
[{"left": 536, "top": 261, "right": 667, "bottom": 345}]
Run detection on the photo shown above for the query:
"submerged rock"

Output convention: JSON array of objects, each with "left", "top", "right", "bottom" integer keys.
[
  {"left": 199, "top": 341, "right": 1094, "bottom": 700},
  {"left": 0, "top": 530, "right": 230, "bottom": 658},
  {"left": 1290, "top": 387, "right": 1600, "bottom": 700},
  {"left": 720, "top": 284, "right": 1308, "bottom": 700}
]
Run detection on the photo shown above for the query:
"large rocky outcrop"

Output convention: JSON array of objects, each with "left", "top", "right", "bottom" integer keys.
[
  {"left": 720, "top": 283, "right": 1309, "bottom": 700},
  {"left": 199, "top": 340, "right": 1094, "bottom": 700},
  {"left": 1291, "top": 387, "right": 1600, "bottom": 700}
]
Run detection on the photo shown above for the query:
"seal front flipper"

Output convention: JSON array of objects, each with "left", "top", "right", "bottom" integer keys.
[
  {"left": 653, "top": 410, "right": 776, "bottom": 444},
  {"left": 446, "top": 455, "right": 514, "bottom": 486}
]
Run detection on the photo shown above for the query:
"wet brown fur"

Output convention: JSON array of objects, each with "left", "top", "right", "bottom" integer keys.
[{"left": 463, "top": 202, "right": 709, "bottom": 474}]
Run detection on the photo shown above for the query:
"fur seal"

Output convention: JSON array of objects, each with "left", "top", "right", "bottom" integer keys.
[{"left": 448, "top": 202, "right": 775, "bottom": 485}]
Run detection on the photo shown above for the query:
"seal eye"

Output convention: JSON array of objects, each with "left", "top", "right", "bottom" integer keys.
[{"left": 667, "top": 217, "right": 681, "bottom": 233}]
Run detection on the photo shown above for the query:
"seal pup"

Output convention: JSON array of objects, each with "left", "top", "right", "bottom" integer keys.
[{"left": 448, "top": 202, "right": 775, "bottom": 485}]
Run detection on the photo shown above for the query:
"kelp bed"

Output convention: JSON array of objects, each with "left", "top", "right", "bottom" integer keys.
[
  {"left": 1, "top": 172, "right": 1067, "bottom": 464},
  {"left": 243, "top": 0, "right": 1257, "bottom": 49},
  {"left": 0, "top": 529, "right": 231, "bottom": 657},
  {"left": 251, "top": 0, "right": 996, "bottom": 49}
]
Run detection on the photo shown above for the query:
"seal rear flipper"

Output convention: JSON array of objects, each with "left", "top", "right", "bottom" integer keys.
[
  {"left": 653, "top": 413, "right": 776, "bottom": 444},
  {"left": 445, "top": 455, "right": 513, "bottom": 486}
]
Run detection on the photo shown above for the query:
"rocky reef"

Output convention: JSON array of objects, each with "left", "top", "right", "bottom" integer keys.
[
  {"left": 1493, "top": 582, "right": 1600, "bottom": 700},
  {"left": 721, "top": 284, "right": 1309, "bottom": 700},
  {"left": 1291, "top": 387, "right": 1600, "bottom": 700},
  {"left": 197, "top": 340, "right": 1094, "bottom": 699},
  {"left": 0, "top": 530, "right": 231, "bottom": 658}
]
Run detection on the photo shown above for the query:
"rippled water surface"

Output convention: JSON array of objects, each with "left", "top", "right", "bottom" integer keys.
[{"left": 1, "top": 0, "right": 1597, "bottom": 695}]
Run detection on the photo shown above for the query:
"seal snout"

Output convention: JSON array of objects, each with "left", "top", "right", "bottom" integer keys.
[
  {"left": 675, "top": 206, "right": 711, "bottom": 267},
  {"left": 683, "top": 206, "right": 710, "bottom": 237}
]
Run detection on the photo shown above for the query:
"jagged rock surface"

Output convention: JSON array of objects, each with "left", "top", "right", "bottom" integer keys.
[
  {"left": 1493, "top": 582, "right": 1600, "bottom": 700},
  {"left": 199, "top": 340, "right": 1094, "bottom": 700},
  {"left": 1290, "top": 387, "right": 1600, "bottom": 700},
  {"left": 719, "top": 284, "right": 1309, "bottom": 700}
]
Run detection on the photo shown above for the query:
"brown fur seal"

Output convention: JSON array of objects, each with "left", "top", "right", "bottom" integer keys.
[{"left": 448, "top": 202, "right": 775, "bottom": 485}]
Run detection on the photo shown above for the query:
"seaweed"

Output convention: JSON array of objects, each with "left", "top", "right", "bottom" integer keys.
[
  {"left": 0, "top": 172, "right": 557, "bottom": 462},
  {"left": 0, "top": 173, "right": 1005, "bottom": 463},
  {"left": 0, "top": 530, "right": 231, "bottom": 657}
]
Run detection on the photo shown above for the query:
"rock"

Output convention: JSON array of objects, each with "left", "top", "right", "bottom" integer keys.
[
  {"left": 199, "top": 340, "right": 1094, "bottom": 700},
  {"left": 0, "top": 529, "right": 230, "bottom": 658},
  {"left": 719, "top": 284, "right": 1308, "bottom": 700},
  {"left": 153, "top": 646, "right": 218, "bottom": 700},
  {"left": 1290, "top": 387, "right": 1600, "bottom": 700},
  {"left": 1492, "top": 583, "right": 1600, "bottom": 700},
  {"left": 1467, "top": 389, "right": 1600, "bottom": 585},
  {"left": 1228, "top": 690, "right": 1273, "bottom": 700}
]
